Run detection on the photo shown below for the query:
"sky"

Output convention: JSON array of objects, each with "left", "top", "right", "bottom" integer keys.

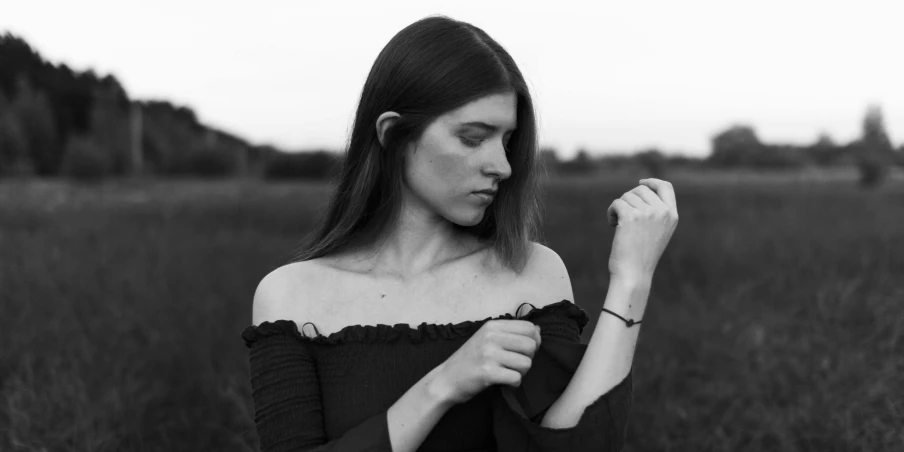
[{"left": 2, "top": 0, "right": 902, "bottom": 158}]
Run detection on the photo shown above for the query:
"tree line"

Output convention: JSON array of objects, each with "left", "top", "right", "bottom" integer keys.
[
  {"left": 1, "top": 31, "right": 901, "bottom": 186},
  {"left": 547, "top": 105, "right": 903, "bottom": 187},
  {"left": 0, "top": 32, "right": 285, "bottom": 180}
]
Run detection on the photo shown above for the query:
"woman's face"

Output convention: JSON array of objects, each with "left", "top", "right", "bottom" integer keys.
[{"left": 401, "top": 91, "right": 516, "bottom": 226}]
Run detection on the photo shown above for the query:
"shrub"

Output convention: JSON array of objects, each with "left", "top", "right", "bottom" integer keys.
[
  {"left": 635, "top": 149, "right": 668, "bottom": 178},
  {"left": 263, "top": 150, "right": 341, "bottom": 180},
  {"left": 857, "top": 153, "right": 890, "bottom": 189},
  {"left": 556, "top": 149, "right": 597, "bottom": 175},
  {"left": 183, "top": 149, "right": 236, "bottom": 178},
  {"left": 60, "top": 136, "right": 112, "bottom": 182},
  {"left": 894, "top": 149, "right": 904, "bottom": 167},
  {"left": 0, "top": 112, "right": 34, "bottom": 177},
  {"left": 13, "top": 79, "right": 61, "bottom": 175}
]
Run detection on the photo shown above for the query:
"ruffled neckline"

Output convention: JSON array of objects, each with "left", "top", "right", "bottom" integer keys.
[{"left": 241, "top": 299, "right": 589, "bottom": 347}]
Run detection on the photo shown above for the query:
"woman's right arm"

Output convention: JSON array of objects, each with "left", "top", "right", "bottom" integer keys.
[
  {"left": 385, "top": 365, "right": 457, "bottom": 451},
  {"left": 245, "top": 330, "right": 456, "bottom": 452}
]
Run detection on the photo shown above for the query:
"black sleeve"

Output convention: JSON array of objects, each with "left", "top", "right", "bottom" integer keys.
[
  {"left": 491, "top": 308, "right": 634, "bottom": 452},
  {"left": 244, "top": 322, "right": 393, "bottom": 451}
]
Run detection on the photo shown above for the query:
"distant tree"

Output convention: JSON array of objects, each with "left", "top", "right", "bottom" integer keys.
[
  {"left": 857, "top": 151, "right": 885, "bottom": 188},
  {"left": 635, "top": 148, "right": 667, "bottom": 178},
  {"left": 60, "top": 135, "right": 111, "bottom": 182},
  {"left": 183, "top": 145, "right": 236, "bottom": 178},
  {"left": 709, "top": 124, "right": 806, "bottom": 169},
  {"left": 709, "top": 124, "right": 763, "bottom": 167},
  {"left": 0, "top": 33, "right": 94, "bottom": 149},
  {"left": 811, "top": 133, "right": 837, "bottom": 160},
  {"left": 12, "top": 78, "right": 60, "bottom": 175},
  {"left": 557, "top": 148, "right": 596, "bottom": 175},
  {"left": 248, "top": 144, "right": 281, "bottom": 176},
  {"left": 761, "top": 144, "right": 810, "bottom": 168},
  {"left": 597, "top": 154, "right": 632, "bottom": 170},
  {"left": 263, "top": 150, "right": 342, "bottom": 180},
  {"left": 861, "top": 105, "right": 894, "bottom": 154},
  {"left": 813, "top": 132, "right": 835, "bottom": 148},
  {"left": 665, "top": 153, "right": 705, "bottom": 169},
  {"left": 88, "top": 84, "right": 131, "bottom": 175},
  {"left": 0, "top": 106, "right": 31, "bottom": 177},
  {"left": 856, "top": 105, "right": 894, "bottom": 188},
  {"left": 806, "top": 131, "right": 843, "bottom": 166}
]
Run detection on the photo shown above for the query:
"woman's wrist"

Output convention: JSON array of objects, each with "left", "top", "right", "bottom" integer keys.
[
  {"left": 421, "top": 363, "right": 457, "bottom": 410},
  {"left": 603, "top": 275, "right": 651, "bottom": 320}
]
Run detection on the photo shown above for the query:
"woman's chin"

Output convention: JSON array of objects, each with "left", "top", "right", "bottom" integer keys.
[{"left": 449, "top": 209, "right": 486, "bottom": 227}]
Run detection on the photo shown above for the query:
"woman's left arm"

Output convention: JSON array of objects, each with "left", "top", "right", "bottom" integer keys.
[
  {"left": 539, "top": 277, "right": 649, "bottom": 428},
  {"left": 541, "top": 178, "right": 678, "bottom": 429}
]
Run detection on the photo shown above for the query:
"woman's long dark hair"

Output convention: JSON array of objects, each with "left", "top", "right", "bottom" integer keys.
[{"left": 290, "top": 15, "right": 543, "bottom": 273}]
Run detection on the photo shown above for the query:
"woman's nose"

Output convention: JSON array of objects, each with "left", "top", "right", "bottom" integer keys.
[{"left": 483, "top": 140, "right": 512, "bottom": 181}]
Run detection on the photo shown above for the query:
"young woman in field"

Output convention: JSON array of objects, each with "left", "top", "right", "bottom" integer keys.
[{"left": 242, "top": 15, "right": 678, "bottom": 452}]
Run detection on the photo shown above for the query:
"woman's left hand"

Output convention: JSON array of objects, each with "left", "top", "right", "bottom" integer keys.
[{"left": 605, "top": 178, "right": 679, "bottom": 284}]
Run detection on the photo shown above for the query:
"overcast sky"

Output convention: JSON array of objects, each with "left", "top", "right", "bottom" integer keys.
[{"left": 3, "top": 0, "right": 902, "bottom": 157}]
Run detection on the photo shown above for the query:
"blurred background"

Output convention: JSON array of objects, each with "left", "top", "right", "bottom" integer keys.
[{"left": 1, "top": 1, "right": 902, "bottom": 451}]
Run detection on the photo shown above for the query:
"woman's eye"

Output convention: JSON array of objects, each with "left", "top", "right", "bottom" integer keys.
[{"left": 459, "top": 136, "right": 483, "bottom": 147}]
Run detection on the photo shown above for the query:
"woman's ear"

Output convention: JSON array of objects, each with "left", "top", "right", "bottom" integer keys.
[{"left": 375, "top": 111, "right": 401, "bottom": 148}]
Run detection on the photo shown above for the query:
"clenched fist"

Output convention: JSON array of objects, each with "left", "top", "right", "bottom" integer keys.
[
  {"left": 606, "top": 178, "right": 679, "bottom": 284},
  {"left": 433, "top": 319, "right": 542, "bottom": 405}
]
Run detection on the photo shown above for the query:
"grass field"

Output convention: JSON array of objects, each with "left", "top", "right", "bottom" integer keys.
[{"left": 1, "top": 171, "right": 902, "bottom": 451}]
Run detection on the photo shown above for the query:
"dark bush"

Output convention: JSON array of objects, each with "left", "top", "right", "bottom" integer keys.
[
  {"left": 0, "top": 112, "right": 33, "bottom": 177},
  {"left": 635, "top": 149, "right": 668, "bottom": 178},
  {"left": 60, "top": 136, "right": 111, "bottom": 182},
  {"left": 894, "top": 149, "right": 904, "bottom": 167},
  {"left": 857, "top": 153, "right": 890, "bottom": 189},
  {"left": 556, "top": 149, "right": 597, "bottom": 175},
  {"left": 182, "top": 149, "right": 236, "bottom": 178},
  {"left": 709, "top": 125, "right": 809, "bottom": 169},
  {"left": 263, "top": 150, "right": 342, "bottom": 180}
]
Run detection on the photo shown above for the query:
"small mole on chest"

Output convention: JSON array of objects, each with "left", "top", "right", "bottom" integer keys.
[{"left": 381, "top": 294, "right": 385, "bottom": 298}]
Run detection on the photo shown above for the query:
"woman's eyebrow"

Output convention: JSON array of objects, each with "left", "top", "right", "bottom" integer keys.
[{"left": 459, "top": 121, "right": 515, "bottom": 133}]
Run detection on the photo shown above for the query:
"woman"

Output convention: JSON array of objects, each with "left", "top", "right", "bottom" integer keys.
[{"left": 242, "top": 15, "right": 678, "bottom": 452}]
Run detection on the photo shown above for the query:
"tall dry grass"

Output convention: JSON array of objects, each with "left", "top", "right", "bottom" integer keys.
[{"left": 1, "top": 175, "right": 901, "bottom": 451}]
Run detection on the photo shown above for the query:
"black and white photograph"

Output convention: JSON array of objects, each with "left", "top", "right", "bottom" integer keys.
[{"left": 1, "top": 1, "right": 902, "bottom": 451}]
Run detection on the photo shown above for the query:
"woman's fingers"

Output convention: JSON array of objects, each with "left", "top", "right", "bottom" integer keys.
[
  {"left": 620, "top": 191, "right": 646, "bottom": 209},
  {"left": 629, "top": 185, "right": 667, "bottom": 209},
  {"left": 610, "top": 179, "right": 678, "bottom": 227},
  {"left": 639, "top": 178, "right": 677, "bottom": 213},
  {"left": 607, "top": 198, "right": 632, "bottom": 226}
]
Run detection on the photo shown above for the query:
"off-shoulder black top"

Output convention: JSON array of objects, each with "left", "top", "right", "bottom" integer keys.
[{"left": 241, "top": 299, "right": 633, "bottom": 452}]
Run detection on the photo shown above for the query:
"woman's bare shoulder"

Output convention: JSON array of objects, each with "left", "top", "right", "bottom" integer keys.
[
  {"left": 517, "top": 241, "right": 575, "bottom": 308},
  {"left": 251, "top": 259, "right": 332, "bottom": 326}
]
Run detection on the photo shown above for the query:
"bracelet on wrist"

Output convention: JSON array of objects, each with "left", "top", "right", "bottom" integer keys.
[{"left": 601, "top": 307, "right": 642, "bottom": 327}]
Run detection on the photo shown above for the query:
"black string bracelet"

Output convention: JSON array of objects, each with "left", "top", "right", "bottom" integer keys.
[{"left": 601, "top": 307, "right": 642, "bottom": 327}]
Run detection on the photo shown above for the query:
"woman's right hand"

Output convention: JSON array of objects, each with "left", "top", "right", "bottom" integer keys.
[{"left": 434, "top": 319, "right": 542, "bottom": 405}]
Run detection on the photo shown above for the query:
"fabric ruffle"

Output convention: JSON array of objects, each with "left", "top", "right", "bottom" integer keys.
[{"left": 241, "top": 299, "right": 590, "bottom": 347}]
